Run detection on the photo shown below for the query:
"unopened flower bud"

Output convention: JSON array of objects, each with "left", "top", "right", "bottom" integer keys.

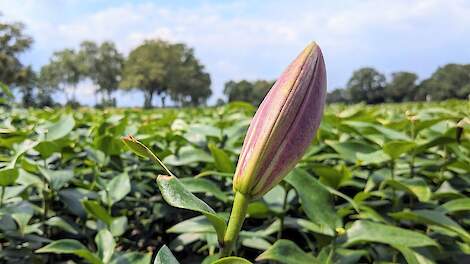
[{"left": 233, "top": 42, "right": 327, "bottom": 199}]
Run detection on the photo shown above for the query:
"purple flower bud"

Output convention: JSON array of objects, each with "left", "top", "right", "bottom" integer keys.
[{"left": 233, "top": 42, "right": 327, "bottom": 199}]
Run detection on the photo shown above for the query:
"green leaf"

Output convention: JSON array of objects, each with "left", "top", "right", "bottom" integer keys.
[
  {"left": 356, "top": 150, "right": 390, "bottom": 165},
  {"left": 96, "top": 229, "right": 115, "bottom": 264},
  {"left": 46, "top": 216, "right": 79, "bottom": 235},
  {"left": 36, "top": 239, "right": 102, "bottom": 264},
  {"left": 121, "top": 135, "right": 174, "bottom": 176},
  {"left": 167, "top": 215, "right": 215, "bottom": 234},
  {"left": 9, "top": 201, "right": 34, "bottom": 234},
  {"left": 105, "top": 172, "right": 131, "bottom": 206},
  {"left": 41, "top": 114, "right": 75, "bottom": 141},
  {"left": 180, "top": 177, "right": 228, "bottom": 202},
  {"left": 0, "top": 168, "right": 19, "bottom": 186},
  {"left": 392, "top": 245, "right": 435, "bottom": 264},
  {"left": 326, "top": 141, "right": 376, "bottom": 162},
  {"left": 38, "top": 167, "right": 74, "bottom": 191},
  {"left": 438, "top": 198, "right": 470, "bottom": 213},
  {"left": 208, "top": 143, "right": 234, "bottom": 173},
  {"left": 154, "top": 245, "right": 180, "bottom": 264},
  {"left": 390, "top": 209, "right": 470, "bottom": 242},
  {"left": 82, "top": 200, "right": 113, "bottom": 226},
  {"left": 311, "top": 163, "right": 351, "bottom": 189},
  {"left": 110, "top": 216, "right": 128, "bottom": 237},
  {"left": 345, "top": 220, "right": 438, "bottom": 248},
  {"left": 157, "top": 175, "right": 226, "bottom": 242},
  {"left": 382, "top": 177, "right": 431, "bottom": 202},
  {"left": 110, "top": 252, "right": 151, "bottom": 264},
  {"left": 256, "top": 239, "right": 318, "bottom": 264},
  {"left": 163, "top": 146, "right": 214, "bottom": 166},
  {"left": 383, "top": 140, "right": 416, "bottom": 159},
  {"left": 212, "top": 256, "right": 253, "bottom": 264},
  {"left": 284, "top": 168, "right": 337, "bottom": 234}
]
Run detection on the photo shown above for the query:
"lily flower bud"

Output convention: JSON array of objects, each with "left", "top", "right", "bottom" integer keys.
[{"left": 233, "top": 42, "right": 327, "bottom": 199}]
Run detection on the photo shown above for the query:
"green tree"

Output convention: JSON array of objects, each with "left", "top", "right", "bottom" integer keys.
[
  {"left": 416, "top": 64, "right": 470, "bottom": 101},
  {"left": 0, "top": 17, "right": 33, "bottom": 87},
  {"left": 346, "top": 67, "right": 386, "bottom": 104},
  {"left": 165, "top": 43, "right": 211, "bottom": 106},
  {"left": 224, "top": 80, "right": 273, "bottom": 105},
  {"left": 327, "top": 88, "right": 349, "bottom": 103},
  {"left": 121, "top": 40, "right": 210, "bottom": 108},
  {"left": 79, "top": 41, "right": 123, "bottom": 106},
  {"left": 39, "top": 49, "right": 82, "bottom": 104},
  {"left": 16, "top": 66, "right": 37, "bottom": 107},
  {"left": 385, "top": 71, "right": 418, "bottom": 102}
]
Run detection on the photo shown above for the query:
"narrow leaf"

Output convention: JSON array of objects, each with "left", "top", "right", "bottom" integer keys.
[{"left": 157, "top": 175, "right": 227, "bottom": 242}]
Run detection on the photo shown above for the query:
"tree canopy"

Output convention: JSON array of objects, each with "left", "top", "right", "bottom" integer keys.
[
  {"left": 121, "top": 40, "right": 211, "bottom": 108},
  {"left": 224, "top": 80, "right": 274, "bottom": 105},
  {"left": 0, "top": 17, "right": 33, "bottom": 87},
  {"left": 79, "top": 41, "right": 124, "bottom": 106},
  {"left": 327, "top": 65, "right": 470, "bottom": 104}
]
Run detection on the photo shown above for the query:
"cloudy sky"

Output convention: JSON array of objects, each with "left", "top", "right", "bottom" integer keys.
[{"left": 1, "top": 0, "right": 470, "bottom": 106}]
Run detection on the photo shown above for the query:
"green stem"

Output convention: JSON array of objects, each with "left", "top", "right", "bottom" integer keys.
[
  {"left": 277, "top": 188, "right": 289, "bottom": 240},
  {"left": 0, "top": 186, "right": 5, "bottom": 207},
  {"left": 220, "top": 191, "right": 250, "bottom": 257},
  {"left": 391, "top": 160, "right": 398, "bottom": 210}
]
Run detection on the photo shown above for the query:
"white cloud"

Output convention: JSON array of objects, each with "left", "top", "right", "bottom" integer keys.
[{"left": 1, "top": 0, "right": 470, "bottom": 105}]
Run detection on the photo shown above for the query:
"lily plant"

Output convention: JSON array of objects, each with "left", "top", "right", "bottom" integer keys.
[{"left": 122, "top": 41, "right": 327, "bottom": 263}]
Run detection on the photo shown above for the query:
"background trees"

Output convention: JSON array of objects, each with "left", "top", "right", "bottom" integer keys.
[
  {"left": 385, "top": 72, "right": 418, "bottom": 102},
  {"left": 223, "top": 80, "right": 274, "bottom": 105},
  {"left": 2, "top": 15, "right": 470, "bottom": 108},
  {"left": 327, "top": 65, "right": 470, "bottom": 104},
  {"left": 39, "top": 49, "right": 82, "bottom": 105},
  {"left": 0, "top": 17, "right": 33, "bottom": 87},
  {"left": 346, "top": 67, "right": 386, "bottom": 104},
  {"left": 120, "top": 40, "right": 211, "bottom": 108},
  {"left": 79, "top": 41, "right": 123, "bottom": 106}
]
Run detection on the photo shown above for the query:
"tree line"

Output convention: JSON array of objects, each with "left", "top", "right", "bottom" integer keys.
[
  {"left": 223, "top": 66, "right": 470, "bottom": 106},
  {"left": 1, "top": 17, "right": 211, "bottom": 108},
  {"left": 3, "top": 17, "right": 469, "bottom": 108},
  {"left": 327, "top": 66, "right": 470, "bottom": 104}
]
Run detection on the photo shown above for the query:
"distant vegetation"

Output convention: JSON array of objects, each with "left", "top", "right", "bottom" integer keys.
[
  {"left": 327, "top": 66, "right": 470, "bottom": 104},
  {"left": 1, "top": 17, "right": 211, "bottom": 108},
  {"left": 1, "top": 16, "right": 469, "bottom": 108}
]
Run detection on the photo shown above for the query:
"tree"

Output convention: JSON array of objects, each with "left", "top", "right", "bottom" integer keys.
[
  {"left": 346, "top": 67, "right": 386, "bottom": 104},
  {"left": 0, "top": 17, "right": 33, "bottom": 87},
  {"left": 16, "top": 66, "right": 36, "bottom": 107},
  {"left": 416, "top": 64, "right": 470, "bottom": 101},
  {"left": 121, "top": 40, "right": 211, "bottom": 108},
  {"left": 385, "top": 72, "right": 418, "bottom": 102},
  {"left": 79, "top": 41, "right": 123, "bottom": 106},
  {"left": 39, "top": 49, "right": 82, "bottom": 104},
  {"left": 165, "top": 44, "right": 211, "bottom": 106},
  {"left": 327, "top": 88, "right": 349, "bottom": 103},
  {"left": 224, "top": 80, "right": 273, "bottom": 105}
]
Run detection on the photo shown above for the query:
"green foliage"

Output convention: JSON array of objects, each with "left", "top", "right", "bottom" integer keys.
[
  {"left": 120, "top": 40, "right": 211, "bottom": 108},
  {"left": 223, "top": 79, "right": 274, "bottom": 105},
  {"left": 328, "top": 65, "right": 470, "bottom": 104},
  {"left": 0, "top": 100, "right": 469, "bottom": 263},
  {"left": 78, "top": 41, "right": 124, "bottom": 105},
  {"left": 0, "top": 17, "right": 33, "bottom": 87}
]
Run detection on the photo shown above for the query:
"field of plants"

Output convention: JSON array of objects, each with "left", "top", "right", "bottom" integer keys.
[{"left": 0, "top": 100, "right": 469, "bottom": 263}]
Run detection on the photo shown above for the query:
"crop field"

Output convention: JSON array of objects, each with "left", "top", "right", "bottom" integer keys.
[{"left": 0, "top": 100, "right": 469, "bottom": 264}]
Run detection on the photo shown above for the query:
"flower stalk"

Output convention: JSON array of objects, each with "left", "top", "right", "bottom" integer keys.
[
  {"left": 220, "top": 192, "right": 250, "bottom": 257},
  {"left": 220, "top": 41, "right": 327, "bottom": 257}
]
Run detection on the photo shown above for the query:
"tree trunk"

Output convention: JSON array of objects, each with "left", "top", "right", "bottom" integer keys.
[
  {"left": 144, "top": 90, "right": 154, "bottom": 108},
  {"left": 161, "top": 95, "right": 166, "bottom": 108}
]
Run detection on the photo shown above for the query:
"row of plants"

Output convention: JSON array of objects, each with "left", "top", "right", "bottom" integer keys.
[{"left": 0, "top": 98, "right": 468, "bottom": 263}]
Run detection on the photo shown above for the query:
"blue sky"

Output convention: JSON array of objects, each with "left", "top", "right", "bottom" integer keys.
[{"left": 1, "top": 0, "right": 470, "bottom": 106}]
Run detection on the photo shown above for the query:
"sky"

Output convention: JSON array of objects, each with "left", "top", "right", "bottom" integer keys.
[{"left": 1, "top": 0, "right": 470, "bottom": 106}]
